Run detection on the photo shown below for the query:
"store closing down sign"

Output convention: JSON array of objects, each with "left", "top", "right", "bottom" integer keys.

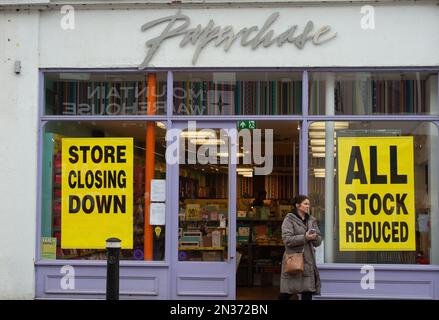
[
  {"left": 337, "top": 137, "right": 415, "bottom": 251},
  {"left": 61, "top": 138, "right": 133, "bottom": 249}
]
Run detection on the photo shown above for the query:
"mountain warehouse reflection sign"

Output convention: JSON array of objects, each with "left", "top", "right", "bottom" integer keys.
[
  {"left": 61, "top": 138, "right": 133, "bottom": 249},
  {"left": 337, "top": 137, "right": 415, "bottom": 251},
  {"left": 139, "top": 11, "right": 337, "bottom": 67}
]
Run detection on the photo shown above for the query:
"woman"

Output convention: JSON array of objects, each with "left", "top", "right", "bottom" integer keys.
[{"left": 279, "top": 194, "right": 322, "bottom": 300}]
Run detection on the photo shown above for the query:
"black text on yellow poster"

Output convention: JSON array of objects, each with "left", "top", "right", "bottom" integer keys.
[
  {"left": 61, "top": 138, "right": 133, "bottom": 249},
  {"left": 337, "top": 137, "right": 415, "bottom": 251}
]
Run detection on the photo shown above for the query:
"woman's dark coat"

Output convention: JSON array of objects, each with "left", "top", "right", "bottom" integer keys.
[{"left": 280, "top": 212, "right": 322, "bottom": 295}]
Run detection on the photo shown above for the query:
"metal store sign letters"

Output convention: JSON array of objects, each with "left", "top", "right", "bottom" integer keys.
[{"left": 139, "top": 11, "right": 337, "bottom": 68}]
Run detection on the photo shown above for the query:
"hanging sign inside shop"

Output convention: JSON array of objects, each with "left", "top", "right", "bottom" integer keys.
[
  {"left": 139, "top": 11, "right": 337, "bottom": 68},
  {"left": 337, "top": 137, "right": 415, "bottom": 251},
  {"left": 61, "top": 138, "right": 133, "bottom": 249}
]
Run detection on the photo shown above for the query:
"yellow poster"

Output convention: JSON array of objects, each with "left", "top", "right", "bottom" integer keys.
[
  {"left": 61, "top": 138, "right": 133, "bottom": 249},
  {"left": 337, "top": 137, "right": 415, "bottom": 251}
]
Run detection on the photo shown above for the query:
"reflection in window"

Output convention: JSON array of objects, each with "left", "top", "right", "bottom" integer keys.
[
  {"left": 41, "top": 121, "right": 167, "bottom": 260},
  {"left": 309, "top": 72, "right": 438, "bottom": 115},
  {"left": 44, "top": 73, "right": 167, "bottom": 116},
  {"left": 173, "top": 72, "right": 302, "bottom": 115},
  {"left": 308, "top": 121, "right": 439, "bottom": 265}
]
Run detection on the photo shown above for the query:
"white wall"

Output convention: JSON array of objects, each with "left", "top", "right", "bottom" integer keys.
[
  {"left": 38, "top": 4, "right": 439, "bottom": 68},
  {"left": 0, "top": 10, "right": 39, "bottom": 299}
]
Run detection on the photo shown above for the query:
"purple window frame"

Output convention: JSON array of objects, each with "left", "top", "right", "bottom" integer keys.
[{"left": 36, "top": 67, "right": 439, "bottom": 267}]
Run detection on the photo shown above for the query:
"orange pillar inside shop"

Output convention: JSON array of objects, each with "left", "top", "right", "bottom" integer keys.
[{"left": 144, "top": 74, "right": 156, "bottom": 260}]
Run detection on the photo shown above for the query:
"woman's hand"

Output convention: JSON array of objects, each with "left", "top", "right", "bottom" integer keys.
[{"left": 305, "top": 230, "right": 317, "bottom": 241}]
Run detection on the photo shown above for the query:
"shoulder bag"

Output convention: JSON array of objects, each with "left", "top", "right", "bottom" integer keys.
[{"left": 284, "top": 248, "right": 304, "bottom": 274}]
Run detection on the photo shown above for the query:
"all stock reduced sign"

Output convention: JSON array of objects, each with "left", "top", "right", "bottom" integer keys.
[
  {"left": 61, "top": 138, "right": 133, "bottom": 249},
  {"left": 337, "top": 137, "right": 415, "bottom": 251}
]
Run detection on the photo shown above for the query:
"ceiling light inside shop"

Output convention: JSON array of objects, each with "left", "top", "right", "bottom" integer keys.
[
  {"left": 156, "top": 122, "right": 166, "bottom": 129},
  {"left": 310, "top": 139, "right": 337, "bottom": 146},
  {"left": 311, "top": 147, "right": 336, "bottom": 153},
  {"left": 311, "top": 146, "right": 326, "bottom": 153},
  {"left": 181, "top": 131, "right": 216, "bottom": 138},
  {"left": 313, "top": 168, "right": 336, "bottom": 173},
  {"left": 313, "top": 168, "right": 336, "bottom": 178},
  {"left": 310, "top": 139, "right": 325, "bottom": 146},
  {"left": 335, "top": 122, "right": 349, "bottom": 130},
  {"left": 189, "top": 139, "right": 226, "bottom": 145},
  {"left": 309, "top": 131, "right": 337, "bottom": 139},
  {"left": 217, "top": 152, "right": 244, "bottom": 157},
  {"left": 237, "top": 168, "right": 253, "bottom": 175},
  {"left": 309, "top": 131, "right": 325, "bottom": 139},
  {"left": 310, "top": 122, "right": 349, "bottom": 130},
  {"left": 312, "top": 153, "right": 326, "bottom": 158}
]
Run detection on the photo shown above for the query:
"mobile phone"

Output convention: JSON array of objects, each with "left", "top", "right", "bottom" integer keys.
[{"left": 308, "top": 228, "right": 316, "bottom": 234}]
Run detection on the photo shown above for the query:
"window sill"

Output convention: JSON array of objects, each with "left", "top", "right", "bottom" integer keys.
[
  {"left": 35, "top": 259, "right": 170, "bottom": 267},
  {"left": 317, "top": 263, "right": 439, "bottom": 271}
]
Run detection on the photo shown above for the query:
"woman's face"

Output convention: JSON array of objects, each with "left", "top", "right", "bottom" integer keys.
[{"left": 296, "top": 199, "right": 310, "bottom": 214}]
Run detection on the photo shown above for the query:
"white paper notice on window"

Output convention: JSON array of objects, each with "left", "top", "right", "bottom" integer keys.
[
  {"left": 150, "top": 203, "right": 166, "bottom": 226},
  {"left": 417, "top": 213, "right": 429, "bottom": 232},
  {"left": 151, "top": 179, "right": 166, "bottom": 202}
]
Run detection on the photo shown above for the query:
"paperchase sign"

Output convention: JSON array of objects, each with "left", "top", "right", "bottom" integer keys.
[{"left": 139, "top": 11, "right": 337, "bottom": 68}]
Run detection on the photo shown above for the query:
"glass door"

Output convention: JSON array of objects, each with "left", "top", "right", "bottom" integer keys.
[{"left": 171, "top": 121, "right": 237, "bottom": 299}]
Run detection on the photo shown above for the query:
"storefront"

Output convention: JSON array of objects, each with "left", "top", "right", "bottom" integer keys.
[{"left": 1, "top": 1, "right": 439, "bottom": 300}]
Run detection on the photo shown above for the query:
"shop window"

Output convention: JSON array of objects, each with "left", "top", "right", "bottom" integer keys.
[
  {"left": 173, "top": 72, "right": 302, "bottom": 115},
  {"left": 235, "top": 121, "right": 299, "bottom": 289},
  {"left": 178, "top": 128, "right": 230, "bottom": 262},
  {"left": 44, "top": 73, "right": 167, "bottom": 116},
  {"left": 309, "top": 72, "right": 438, "bottom": 115},
  {"left": 308, "top": 121, "right": 439, "bottom": 265},
  {"left": 40, "top": 121, "right": 167, "bottom": 261}
]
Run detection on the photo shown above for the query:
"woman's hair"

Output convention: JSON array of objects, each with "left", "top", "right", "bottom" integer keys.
[{"left": 290, "top": 194, "right": 310, "bottom": 208}]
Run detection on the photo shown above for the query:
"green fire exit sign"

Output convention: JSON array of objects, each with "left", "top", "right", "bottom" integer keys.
[{"left": 238, "top": 121, "right": 256, "bottom": 129}]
